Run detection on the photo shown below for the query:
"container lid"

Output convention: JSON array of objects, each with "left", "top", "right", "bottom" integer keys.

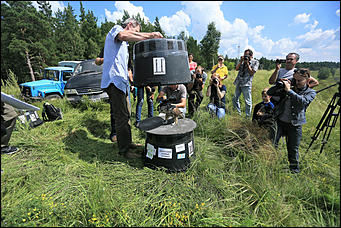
[{"left": 146, "top": 118, "right": 196, "bottom": 135}]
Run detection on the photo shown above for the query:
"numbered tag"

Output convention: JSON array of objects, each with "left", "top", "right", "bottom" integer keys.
[{"left": 153, "top": 57, "right": 166, "bottom": 75}]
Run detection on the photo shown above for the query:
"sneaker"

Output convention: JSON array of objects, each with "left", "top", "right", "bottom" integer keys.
[
  {"left": 124, "top": 151, "right": 142, "bottom": 159},
  {"left": 129, "top": 143, "right": 143, "bottom": 149},
  {"left": 1, "top": 146, "right": 19, "bottom": 155},
  {"left": 110, "top": 135, "right": 117, "bottom": 142}
]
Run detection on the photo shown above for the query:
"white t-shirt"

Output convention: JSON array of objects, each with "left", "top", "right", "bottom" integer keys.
[{"left": 277, "top": 68, "right": 296, "bottom": 81}]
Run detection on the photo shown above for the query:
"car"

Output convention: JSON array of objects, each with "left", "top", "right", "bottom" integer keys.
[
  {"left": 64, "top": 59, "right": 109, "bottom": 103},
  {"left": 19, "top": 66, "right": 74, "bottom": 101}
]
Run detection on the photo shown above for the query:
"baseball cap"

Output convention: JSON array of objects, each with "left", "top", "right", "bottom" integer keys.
[{"left": 218, "top": 55, "right": 224, "bottom": 60}]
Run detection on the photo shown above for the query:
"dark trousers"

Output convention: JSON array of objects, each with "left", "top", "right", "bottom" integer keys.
[
  {"left": 1, "top": 117, "right": 16, "bottom": 147},
  {"left": 109, "top": 102, "right": 116, "bottom": 138},
  {"left": 105, "top": 83, "right": 132, "bottom": 154},
  {"left": 275, "top": 120, "right": 302, "bottom": 173},
  {"left": 188, "top": 89, "right": 203, "bottom": 116}
]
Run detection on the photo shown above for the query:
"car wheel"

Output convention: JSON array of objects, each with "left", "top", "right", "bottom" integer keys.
[{"left": 45, "top": 94, "right": 61, "bottom": 100}]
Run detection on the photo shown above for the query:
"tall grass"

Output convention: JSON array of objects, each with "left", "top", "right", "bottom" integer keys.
[{"left": 1, "top": 70, "right": 339, "bottom": 227}]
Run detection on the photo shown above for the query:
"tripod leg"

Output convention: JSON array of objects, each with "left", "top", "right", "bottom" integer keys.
[{"left": 319, "top": 107, "right": 340, "bottom": 154}]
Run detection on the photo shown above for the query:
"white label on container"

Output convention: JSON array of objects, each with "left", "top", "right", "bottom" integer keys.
[
  {"left": 175, "top": 143, "right": 185, "bottom": 153},
  {"left": 30, "top": 113, "right": 37, "bottom": 121},
  {"left": 146, "top": 143, "right": 156, "bottom": 159},
  {"left": 153, "top": 57, "right": 166, "bottom": 75},
  {"left": 177, "top": 153, "right": 185, "bottom": 159},
  {"left": 158, "top": 147, "right": 172, "bottom": 159},
  {"left": 188, "top": 141, "right": 194, "bottom": 157}
]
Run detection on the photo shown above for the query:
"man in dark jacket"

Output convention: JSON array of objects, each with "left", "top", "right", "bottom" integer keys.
[{"left": 267, "top": 68, "right": 316, "bottom": 173}]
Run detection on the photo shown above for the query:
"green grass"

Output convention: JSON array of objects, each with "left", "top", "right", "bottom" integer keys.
[{"left": 1, "top": 70, "right": 339, "bottom": 227}]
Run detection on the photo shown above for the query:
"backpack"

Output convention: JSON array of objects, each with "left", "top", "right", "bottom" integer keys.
[{"left": 42, "top": 102, "right": 63, "bottom": 121}]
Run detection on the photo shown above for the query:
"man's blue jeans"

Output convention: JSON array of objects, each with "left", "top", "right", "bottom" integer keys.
[
  {"left": 275, "top": 120, "right": 302, "bottom": 173},
  {"left": 135, "top": 87, "right": 154, "bottom": 123},
  {"left": 233, "top": 85, "right": 252, "bottom": 117},
  {"left": 207, "top": 103, "right": 225, "bottom": 120}
]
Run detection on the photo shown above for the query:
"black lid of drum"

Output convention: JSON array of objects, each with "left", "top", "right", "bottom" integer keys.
[{"left": 133, "top": 39, "right": 191, "bottom": 87}]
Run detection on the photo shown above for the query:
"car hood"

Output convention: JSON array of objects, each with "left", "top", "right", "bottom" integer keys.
[
  {"left": 20, "top": 79, "right": 58, "bottom": 87},
  {"left": 65, "top": 72, "right": 103, "bottom": 89}
]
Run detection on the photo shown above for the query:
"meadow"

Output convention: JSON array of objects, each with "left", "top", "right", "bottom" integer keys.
[{"left": 1, "top": 69, "right": 340, "bottom": 227}]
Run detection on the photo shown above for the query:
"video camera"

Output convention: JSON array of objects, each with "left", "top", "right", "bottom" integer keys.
[
  {"left": 275, "top": 78, "right": 296, "bottom": 89},
  {"left": 212, "top": 78, "right": 219, "bottom": 85},
  {"left": 157, "top": 96, "right": 177, "bottom": 114},
  {"left": 276, "top": 59, "right": 286, "bottom": 64}
]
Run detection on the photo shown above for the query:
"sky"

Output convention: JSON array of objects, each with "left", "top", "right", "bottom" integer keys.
[{"left": 29, "top": 1, "right": 340, "bottom": 62}]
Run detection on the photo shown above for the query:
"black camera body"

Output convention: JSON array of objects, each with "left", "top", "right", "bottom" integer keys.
[
  {"left": 195, "top": 73, "right": 202, "bottom": 79},
  {"left": 275, "top": 78, "right": 296, "bottom": 89},
  {"left": 213, "top": 78, "right": 219, "bottom": 85},
  {"left": 244, "top": 55, "right": 250, "bottom": 61},
  {"left": 276, "top": 59, "right": 286, "bottom": 64}
]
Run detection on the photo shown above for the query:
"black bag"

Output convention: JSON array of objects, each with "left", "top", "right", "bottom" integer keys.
[{"left": 42, "top": 102, "right": 63, "bottom": 121}]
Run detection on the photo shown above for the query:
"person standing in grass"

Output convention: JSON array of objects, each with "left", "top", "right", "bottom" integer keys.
[
  {"left": 1, "top": 102, "right": 19, "bottom": 155},
  {"left": 232, "top": 49, "right": 259, "bottom": 118},
  {"left": 267, "top": 68, "right": 316, "bottom": 174},
  {"left": 101, "top": 18, "right": 163, "bottom": 159}
]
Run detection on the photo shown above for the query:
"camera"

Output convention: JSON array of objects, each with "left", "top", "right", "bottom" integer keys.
[
  {"left": 244, "top": 55, "right": 250, "bottom": 61},
  {"left": 276, "top": 59, "right": 286, "bottom": 64},
  {"left": 196, "top": 73, "right": 202, "bottom": 79},
  {"left": 213, "top": 78, "right": 219, "bottom": 85},
  {"left": 275, "top": 78, "right": 296, "bottom": 89}
]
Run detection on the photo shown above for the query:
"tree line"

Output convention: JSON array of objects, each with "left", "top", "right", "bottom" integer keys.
[{"left": 1, "top": 1, "right": 339, "bottom": 84}]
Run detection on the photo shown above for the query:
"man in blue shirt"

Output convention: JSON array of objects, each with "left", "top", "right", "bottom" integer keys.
[
  {"left": 267, "top": 68, "right": 316, "bottom": 174},
  {"left": 101, "top": 18, "right": 163, "bottom": 159}
]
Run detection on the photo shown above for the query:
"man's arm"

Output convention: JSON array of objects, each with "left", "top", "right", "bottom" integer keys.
[
  {"left": 269, "top": 63, "right": 281, "bottom": 84},
  {"left": 117, "top": 30, "right": 163, "bottom": 42},
  {"left": 172, "top": 97, "right": 186, "bottom": 108}
]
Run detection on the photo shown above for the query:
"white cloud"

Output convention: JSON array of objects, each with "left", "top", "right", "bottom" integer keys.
[
  {"left": 105, "top": 1, "right": 149, "bottom": 23},
  {"left": 31, "top": 1, "right": 65, "bottom": 15},
  {"left": 304, "top": 20, "right": 319, "bottom": 30},
  {"left": 294, "top": 13, "right": 311, "bottom": 24},
  {"left": 336, "top": 9, "right": 340, "bottom": 17},
  {"left": 159, "top": 10, "right": 191, "bottom": 37}
]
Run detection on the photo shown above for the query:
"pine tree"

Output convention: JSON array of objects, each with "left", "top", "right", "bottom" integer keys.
[{"left": 199, "top": 22, "right": 221, "bottom": 69}]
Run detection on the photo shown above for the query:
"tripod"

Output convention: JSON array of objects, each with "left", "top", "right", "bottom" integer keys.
[{"left": 305, "top": 82, "right": 340, "bottom": 155}]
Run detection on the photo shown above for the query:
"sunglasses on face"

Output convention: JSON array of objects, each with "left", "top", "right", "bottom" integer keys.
[
  {"left": 286, "top": 58, "right": 295, "bottom": 61},
  {"left": 294, "top": 69, "right": 309, "bottom": 77}
]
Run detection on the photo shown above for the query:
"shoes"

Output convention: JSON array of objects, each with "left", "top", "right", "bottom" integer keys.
[
  {"left": 134, "top": 122, "right": 140, "bottom": 128},
  {"left": 1, "top": 146, "right": 19, "bottom": 155},
  {"left": 110, "top": 135, "right": 117, "bottom": 142},
  {"left": 124, "top": 151, "right": 142, "bottom": 159},
  {"left": 129, "top": 143, "right": 143, "bottom": 149}
]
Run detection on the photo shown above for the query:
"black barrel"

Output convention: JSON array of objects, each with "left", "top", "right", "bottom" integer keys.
[
  {"left": 133, "top": 39, "right": 191, "bottom": 87},
  {"left": 143, "top": 118, "right": 196, "bottom": 172}
]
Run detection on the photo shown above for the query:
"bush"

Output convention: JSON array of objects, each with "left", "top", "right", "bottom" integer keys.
[{"left": 318, "top": 67, "right": 331, "bottom": 80}]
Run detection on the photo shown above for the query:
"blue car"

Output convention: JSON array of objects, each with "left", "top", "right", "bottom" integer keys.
[{"left": 19, "top": 66, "right": 74, "bottom": 101}]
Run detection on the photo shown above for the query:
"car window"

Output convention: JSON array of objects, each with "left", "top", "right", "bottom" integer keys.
[
  {"left": 44, "top": 70, "right": 59, "bottom": 81},
  {"left": 63, "top": 71, "right": 73, "bottom": 81},
  {"left": 74, "top": 60, "right": 103, "bottom": 75}
]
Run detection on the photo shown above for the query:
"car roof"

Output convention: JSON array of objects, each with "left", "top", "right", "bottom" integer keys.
[{"left": 45, "top": 66, "right": 74, "bottom": 71}]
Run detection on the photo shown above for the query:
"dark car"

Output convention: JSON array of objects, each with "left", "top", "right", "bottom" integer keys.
[{"left": 64, "top": 59, "right": 108, "bottom": 103}]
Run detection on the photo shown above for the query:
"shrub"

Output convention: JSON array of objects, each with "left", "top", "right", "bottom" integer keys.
[{"left": 318, "top": 67, "right": 331, "bottom": 80}]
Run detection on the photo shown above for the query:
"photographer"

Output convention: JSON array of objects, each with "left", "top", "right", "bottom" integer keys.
[
  {"left": 157, "top": 84, "right": 187, "bottom": 118},
  {"left": 233, "top": 49, "right": 259, "bottom": 118},
  {"left": 206, "top": 75, "right": 227, "bottom": 120},
  {"left": 267, "top": 68, "right": 316, "bottom": 174},
  {"left": 269, "top": 52, "right": 319, "bottom": 105},
  {"left": 211, "top": 55, "right": 228, "bottom": 82},
  {"left": 188, "top": 66, "right": 207, "bottom": 117}
]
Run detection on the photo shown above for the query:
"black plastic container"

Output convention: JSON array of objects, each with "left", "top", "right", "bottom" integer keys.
[
  {"left": 133, "top": 39, "right": 191, "bottom": 87},
  {"left": 143, "top": 118, "right": 196, "bottom": 172}
]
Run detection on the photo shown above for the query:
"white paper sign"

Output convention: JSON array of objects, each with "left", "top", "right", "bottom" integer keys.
[
  {"left": 188, "top": 141, "right": 194, "bottom": 157},
  {"left": 153, "top": 57, "right": 166, "bottom": 75},
  {"left": 146, "top": 143, "right": 156, "bottom": 159},
  {"left": 177, "top": 153, "right": 185, "bottom": 159},
  {"left": 175, "top": 144, "right": 185, "bottom": 153},
  {"left": 158, "top": 147, "right": 172, "bottom": 159}
]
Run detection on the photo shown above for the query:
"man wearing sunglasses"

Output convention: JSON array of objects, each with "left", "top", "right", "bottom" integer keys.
[
  {"left": 267, "top": 68, "right": 316, "bottom": 174},
  {"left": 269, "top": 52, "right": 318, "bottom": 105}
]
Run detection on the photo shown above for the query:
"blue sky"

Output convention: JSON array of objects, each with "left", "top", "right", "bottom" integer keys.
[{"left": 31, "top": 1, "right": 340, "bottom": 62}]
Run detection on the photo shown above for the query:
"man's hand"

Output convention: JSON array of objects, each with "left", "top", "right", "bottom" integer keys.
[
  {"left": 152, "top": 32, "right": 163, "bottom": 38},
  {"left": 281, "top": 79, "right": 291, "bottom": 92},
  {"left": 275, "top": 63, "right": 281, "bottom": 71}
]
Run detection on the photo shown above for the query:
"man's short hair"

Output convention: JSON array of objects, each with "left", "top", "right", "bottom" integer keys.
[
  {"left": 123, "top": 18, "right": 141, "bottom": 29},
  {"left": 287, "top": 52, "right": 300, "bottom": 61},
  {"left": 261, "top": 88, "right": 269, "bottom": 96},
  {"left": 245, "top": 49, "right": 253, "bottom": 56}
]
